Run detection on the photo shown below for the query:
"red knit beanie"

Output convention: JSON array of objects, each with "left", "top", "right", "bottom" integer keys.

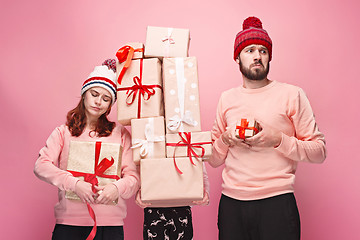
[{"left": 233, "top": 16, "right": 272, "bottom": 61}]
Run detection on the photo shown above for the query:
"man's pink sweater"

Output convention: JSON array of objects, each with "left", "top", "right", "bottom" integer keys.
[
  {"left": 34, "top": 123, "right": 139, "bottom": 226},
  {"left": 208, "top": 81, "right": 326, "bottom": 200}
]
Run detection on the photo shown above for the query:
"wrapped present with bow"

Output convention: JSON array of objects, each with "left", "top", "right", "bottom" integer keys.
[
  {"left": 144, "top": 26, "right": 190, "bottom": 59},
  {"left": 131, "top": 116, "right": 166, "bottom": 165},
  {"left": 66, "top": 141, "right": 122, "bottom": 203},
  {"left": 166, "top": 132, "right": 212, "bottom": 165},
  {"left": 235, "top": 118, "right": 260, "bottom": 139},
  {"left": 116, "top": 58, "right": 163, "bottom": 125},
  {"left": 163, "top": 57, "right": 201, "bottom": 133},
  {"left": 140, "top": 157, "right": 203, "bottom": 207}
]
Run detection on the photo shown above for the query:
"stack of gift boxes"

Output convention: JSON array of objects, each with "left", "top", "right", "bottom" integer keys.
[{"left": 116, "top": 26, "right": 212, "bottom": 207}]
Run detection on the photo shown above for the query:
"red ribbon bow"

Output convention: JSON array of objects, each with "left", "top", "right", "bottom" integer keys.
[
  {"left": 236, "top": 119, "right": 259, "bottom": 140},
  {"left": 68, "top": 142, "right": 120, "bottom": 240},
  {"left": 166, "top": 132, "right": 212, "bottom": 174},
  {"left": 116, "top": 45, "right": 144, "bottom": 85},
  {"left": 117, "top": 59, "right": 162, "bottom": 118}
]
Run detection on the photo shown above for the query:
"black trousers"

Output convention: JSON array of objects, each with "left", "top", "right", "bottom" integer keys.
[
  {"left": 52, "top": 224, "right": 124, "bottom": 240},
  {"left": 143, "top": 206, "right": 193, "bottom": 240},
  {"left": 218, "top": 193, "right": 300, "bottom": 240}
]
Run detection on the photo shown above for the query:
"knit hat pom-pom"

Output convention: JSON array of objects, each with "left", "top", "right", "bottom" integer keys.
[
  {"left": 102, "top": 59, "right": 116, "bottom": 73},
  {"left": 243, "top": 16, "right": 263, "bottom": 30}
]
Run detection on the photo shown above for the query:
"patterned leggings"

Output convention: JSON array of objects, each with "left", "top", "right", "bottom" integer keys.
[{"left": 143, "top": 206, "right": 193, "bottom": 240}]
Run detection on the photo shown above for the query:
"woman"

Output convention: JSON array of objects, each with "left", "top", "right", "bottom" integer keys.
[{"left": 34, "top": 59, "right": 139, "bottom": 240}]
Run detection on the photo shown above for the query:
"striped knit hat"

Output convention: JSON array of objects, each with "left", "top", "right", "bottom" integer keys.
[
  {"left": 81, "top": 59, "right": 117, "bottom": 104},
  {"left": 234, "top": 16, "right": 272, "bottom": 61}
]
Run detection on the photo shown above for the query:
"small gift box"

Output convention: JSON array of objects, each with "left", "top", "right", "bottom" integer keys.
[
  {"left": 131, "top": 116, "right": 166, "bottom": 165},
  {"left": 166, "top": 131, "right": 212, "bottom": 160},
  {"left": 163, "top": 57, "right": 201, "bottom": 133},
  {"left": 140, "top": 157, "right": 203, "bottom": 207},
  {"left": 66, "top": 141, "right": 122, "bottom": 202},
  {"left": 116, "top": 58, "right": 164, "bottom": 125},
  {"left": 235, "top": 118, "right": 260, "bottom": 139},
  {"left": 144, "top": 26, "right": 190, "bottom": 59}
]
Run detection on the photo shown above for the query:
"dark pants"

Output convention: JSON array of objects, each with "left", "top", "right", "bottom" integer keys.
[
  {"left": 143, "top": 206, "right": 193, "bottom": 240},
  {"left": 218, "top": 193, "right": 300, "bottom": 240},
  {"left": 52, "top": 224, "right": 124, "bottom": 240}
]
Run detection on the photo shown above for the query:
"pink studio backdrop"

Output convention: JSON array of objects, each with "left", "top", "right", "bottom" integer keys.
[{"left": 1, "top": 0, "right": 359, "bottom": 239}]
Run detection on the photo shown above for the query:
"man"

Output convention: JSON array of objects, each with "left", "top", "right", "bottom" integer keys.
[{"left": 208, "top": 16, "right": 326, "bottom": 240}]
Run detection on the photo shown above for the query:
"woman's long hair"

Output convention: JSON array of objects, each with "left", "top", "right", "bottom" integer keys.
[{"left": 66, "top": 96, "right": 115, "bottom": 137}]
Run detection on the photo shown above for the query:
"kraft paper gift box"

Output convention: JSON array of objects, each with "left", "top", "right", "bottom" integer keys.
[
  {"left": 144, "top": 26, "right": 190, "bottom": 59},
  {"left": 163, "top": 57, "right": 202, "bottom": 133},
  {"left": 131, "top": 116, "right": 166, "bottom": 165},
  {"left": 235, "top": 118, "right": 260, "bottom": 139},
  {"left": 140, "top": 157, "right": 204, "bottom": 207},
  {"left": 166, "top": 131, "right": 212, "bottom": 160},
  {"left": 116, "top": 42, "right": 144, "bottom": 62},
  {"left": 66, "top": 141, "right": 122, "bottom": 202},
  {"left": 116, "top": 58, "right": 164, "bottom": 125}
]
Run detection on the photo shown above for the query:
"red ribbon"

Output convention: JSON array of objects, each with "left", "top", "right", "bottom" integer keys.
[
  {"left": 68, "top": 141, "right": 120, "bottom": 240},
  {"left": 116, "top": 45, "right": 144, "bottom": 85},
  {"left": 117, "top": 58, "right": 162, "bottom": 118},
  {"left": 236, "top": 119, "right": 259, "bottom": 140},
  {"left": 166, "top": 132, "right": 212, "bottom": 174}
]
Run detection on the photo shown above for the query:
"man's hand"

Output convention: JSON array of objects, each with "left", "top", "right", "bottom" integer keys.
[
  {"left": 221, "top": 125, "right": 251, "bottom": 148},
  {"left": 244, "top": 121, "right": 282, "bottom": 148}
]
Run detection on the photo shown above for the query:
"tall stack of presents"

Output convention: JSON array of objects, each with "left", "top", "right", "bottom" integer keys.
[{"left": 66, "top": 26, "right": 213, "bottom": 208}]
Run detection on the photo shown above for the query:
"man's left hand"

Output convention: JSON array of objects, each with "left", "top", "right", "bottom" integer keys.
[{"left": 244, "top": 120, "right": 282, "bottom": 148}]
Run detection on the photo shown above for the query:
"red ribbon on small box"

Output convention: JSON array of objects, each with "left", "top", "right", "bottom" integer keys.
[
  {"left": 166, "top": 132, "right": 212, "bottom": 174},
  {"left": 236, "top": 119, "right": 259, "bottom": 140},
  {"left": 116, "top": 45, "right": 144, "bottom": 85},
  {"left": 68, "top": 141, "right": 120, "bottom": 240},
  {"left": 117, "top": 58, "right": 162, "bottom": 119}
]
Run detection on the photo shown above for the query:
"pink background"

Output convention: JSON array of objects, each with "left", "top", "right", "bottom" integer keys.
[{"left": 1, "top": 0, "right": 359, "bottom": 239}]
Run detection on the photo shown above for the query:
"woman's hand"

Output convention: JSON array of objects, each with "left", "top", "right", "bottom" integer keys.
[
  {"left": 94, "top": 184, "right": 119, "bottom": 205},
  {"left": 74, "top": 180, "right": 96, "bottom": 204},
  {"left": 135, "top": 190, "right": 152, "bottom": 208}
]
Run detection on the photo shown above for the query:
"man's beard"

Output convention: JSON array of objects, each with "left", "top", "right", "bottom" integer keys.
[{"left": 239, "top": 60, "right": 270, "bottom": 81}]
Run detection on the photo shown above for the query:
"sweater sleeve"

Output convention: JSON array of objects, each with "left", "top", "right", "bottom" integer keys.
[
  {"left": 275, "top": 88, "right": 327, "bottom": 163},
  {"left": 34, "top": 126, "right": 78, "bottom": 191},
  {"left": 112, "top": 127, "right": 140, "bottom": 200},
  {"left": 207, "top": 94, "right": 230, "bottom": 168}
]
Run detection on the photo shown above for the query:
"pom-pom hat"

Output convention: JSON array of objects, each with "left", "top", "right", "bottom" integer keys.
[
  {"left": 234, "top": 16, "right": 272, "bottom": 61},
  {"left": 81, "top": 59, "right": 117, "bottom": 104}
]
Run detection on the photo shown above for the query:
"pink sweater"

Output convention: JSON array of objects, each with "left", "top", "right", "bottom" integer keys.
[
  {"left": 208, "top": 80, "right": 326, "bottom": 200},
  {"left": 34, "top": 123, "right": 139, "bottom": 226}
]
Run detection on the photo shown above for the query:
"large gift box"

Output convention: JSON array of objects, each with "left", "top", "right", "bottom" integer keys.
[
  {"left": 144, "top": 26, "right": 190, "bottom": 59},
  {"left": 235, "top": 118, "right": 260, "bottom": 139},
  {"left": 131, "top": 116, "right": 166, "bottom": 165},
  {"left": 66, "top": 141, "right": 122, "bottom": 202},
  {"left": 116, "top": 58, "right": 164, "bottom": 125},
  {"left": 166, "top": 131, "right": 212, "bottom": 160},
  {"left": 140, "top": 157, "right": 203, "bottom": 207},
  {"left": 163, "top": 57, "right": 201, "bottom": 133}
]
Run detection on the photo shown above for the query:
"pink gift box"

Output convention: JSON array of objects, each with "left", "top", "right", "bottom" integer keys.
[
  {"left": 144, "top": 26, "right": 190, "bottom": 59},
  {"left": 131, "top": 117, "right": 166, "bottom": 165},
  {"left": 140, "top": 157, "right": 203, "bottom": 207},
  {"left": 116, "top": 58, "right": 164, "bottom": 125},
  {"left": 163, "top": 57, "right": 202, "bottom": 133}
]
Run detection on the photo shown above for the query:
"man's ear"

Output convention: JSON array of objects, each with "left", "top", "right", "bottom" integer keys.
[{"left": 235, "top": 57, "right": 240, "bottom": 64}]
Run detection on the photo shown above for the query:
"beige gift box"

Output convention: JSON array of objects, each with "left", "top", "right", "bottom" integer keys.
[
  {"left": 235, "top": 118, "right": 260, "bottom": 139},
  {"left": 131, "top": 116, "right": 166, "bottom": 165},
  {"left": 116, "top": 58, "right": 164, "bottom": 126},
  {"left": 66, "top": 141, "right": 122, "bottom": 202},
  {"left": 140, "top": 157, "right": 203, "bottom": 207},
  {"left": 166, "top": 131, "right": 212, "bottom": 160},
  {"left": 124, "top": 42, "right": 144, "bottom": 59},
  {"left": 163, "top": 57, "right": 201, "bottom": 133},
  {"left": 144, "top": 26, "right": 190, "bottom": 59}
]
